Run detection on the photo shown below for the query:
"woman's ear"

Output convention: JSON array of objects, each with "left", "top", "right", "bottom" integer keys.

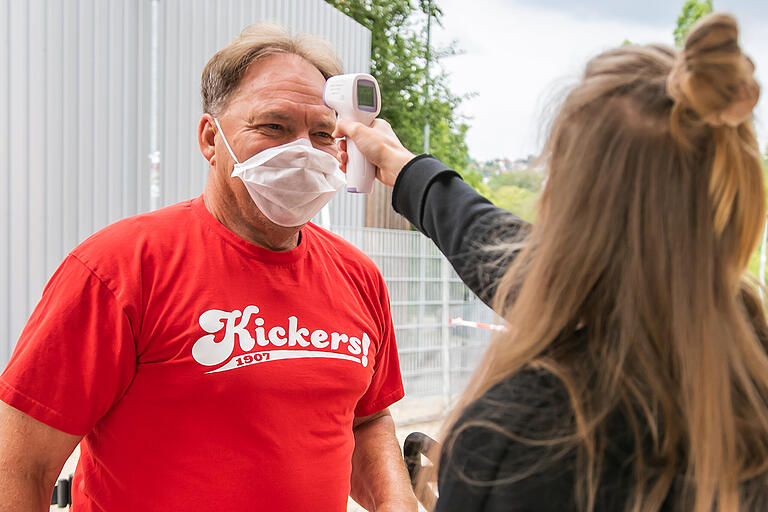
[{"left": 198, "top": 113, "right": 217, "bottom": 167}]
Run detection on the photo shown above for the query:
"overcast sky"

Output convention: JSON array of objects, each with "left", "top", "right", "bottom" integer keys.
[{"left": 432, "top": 0, "right": 768, "bottom": 162}]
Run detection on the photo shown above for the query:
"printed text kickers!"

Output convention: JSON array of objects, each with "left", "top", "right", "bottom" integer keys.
[{"left": 192, "top": 305, "right": 373, "bottom": 372}]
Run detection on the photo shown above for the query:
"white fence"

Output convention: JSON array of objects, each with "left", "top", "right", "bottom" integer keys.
[{"left": 330, "top": 226, "right": 497, "bottom": 419}]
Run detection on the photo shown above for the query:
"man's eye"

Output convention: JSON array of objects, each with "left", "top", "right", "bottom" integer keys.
[
  {"left": 314, "top": 132, "right": 333, "bottom": 140},
  {"left": 260, "top": 124, "right": 282, "bottom": 131}
]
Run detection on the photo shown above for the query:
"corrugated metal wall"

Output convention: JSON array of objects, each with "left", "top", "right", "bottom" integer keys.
[{"left": 0, "top": 0, "right": 370, "bottom": 365}]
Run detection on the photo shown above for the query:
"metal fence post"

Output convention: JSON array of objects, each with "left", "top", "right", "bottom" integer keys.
[
  {"left": 418, "top": 235, "right": 426, "bottom": 354},
  {"left": 441, "top": 255, "right": 451, "bottom": 411}
]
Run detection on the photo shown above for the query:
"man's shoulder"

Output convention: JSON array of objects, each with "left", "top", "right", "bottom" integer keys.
[
  {"left": 304, "top": 223, "right": 380, "bottom": 273},
  {"left": 71, "top": 197, "right": 198, "bottom": 268}
]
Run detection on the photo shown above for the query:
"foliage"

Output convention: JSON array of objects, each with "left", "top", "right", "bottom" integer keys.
[
  {"left": 491, "top": 185, "right": 539, "bottom": 222},
  {"left": 487, "top": 170, "right": 544, "bottom": 193},
  {"left": 673, "top": 0, "right": 713, "bottom": 46},
  {"left": 748, "top": 146, "right": 768, "bottom": 278},
  {"left": 765, "top": 145, "right": 768, "bottom": 172},
  {"left": 462, "top": 168, "right": 493, "bottom": 198},
  {"left": 325, "top": 0, "right": 471, "bottom": 173}
]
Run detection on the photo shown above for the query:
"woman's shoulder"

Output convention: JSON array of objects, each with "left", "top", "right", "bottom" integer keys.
[
  {"left": 443, "top": 367, "right": 574, "bottom": 475},
  {"left": 436, "top": 367, "right": 577, "bottom": 511},
  {"left": 462, "top": 367, "right": 571, "bottom": 428}
]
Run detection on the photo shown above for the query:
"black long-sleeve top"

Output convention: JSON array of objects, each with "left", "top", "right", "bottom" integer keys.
[
  {"left": 390, "top": 155, "right": 649, "bottom": 511},
  {"left": 392, "top": 155, "right": 528, "bottom": 308}
]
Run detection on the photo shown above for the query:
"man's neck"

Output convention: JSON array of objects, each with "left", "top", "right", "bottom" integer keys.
[{"left": 202, "top": 186, "right": 301, "bottom": 252}]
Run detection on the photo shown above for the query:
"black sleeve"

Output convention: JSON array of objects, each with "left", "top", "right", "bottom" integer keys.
[
  {"left": 391, "top": 155, "right": 530, "bottom": 308},
  {"left": 435, "top": 372, "right": 578, "bottom": 512}
]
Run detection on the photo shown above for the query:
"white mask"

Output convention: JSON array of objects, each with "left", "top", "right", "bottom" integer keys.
[{"left": 214, "top": 118, "right": 345, "bottom": 227}]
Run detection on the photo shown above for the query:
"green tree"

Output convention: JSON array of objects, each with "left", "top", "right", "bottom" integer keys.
[
  {"left": 491, "top": 185, "right": 539, "bottom": 222},
  {"left": 747, "top": 146, "right": 768, "bottom": 278},
  {"left": 461, "top": 168, "right": 492, "bottom": 198},
  {"left": 763, "top": 146, "right": 768, "bottom": 179},
  {"left": 324, "top": 0, "right": 470, "bottom": 173},
  {"left": 487, "top": 170, "right": 544, "bottom": 193},
  {"left": 673, "top": 0, "right": 713, "bottom": 46}
]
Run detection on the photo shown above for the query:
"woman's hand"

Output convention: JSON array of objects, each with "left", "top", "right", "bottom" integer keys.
[{"left": 333, "top": 119, "right": 416, "bottom": 187}]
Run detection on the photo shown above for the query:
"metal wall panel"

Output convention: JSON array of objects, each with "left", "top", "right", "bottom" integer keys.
[
  {"left": 7, "top": 0, "right": 31, "bottom": 359},
  {"left": 1, "top": 1, "right": 12, "bottom": 365},
  {"left": 1, "top": 0, "right": 372, "bottom": 365}
]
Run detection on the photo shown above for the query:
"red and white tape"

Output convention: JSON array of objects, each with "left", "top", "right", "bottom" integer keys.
[{"left": 449, "top": 317, "right": 507, "bottom": 332}]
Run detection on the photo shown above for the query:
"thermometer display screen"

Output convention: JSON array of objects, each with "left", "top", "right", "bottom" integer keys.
[{"left": 357, "top": 83, "right": 375, "bottom": 108}]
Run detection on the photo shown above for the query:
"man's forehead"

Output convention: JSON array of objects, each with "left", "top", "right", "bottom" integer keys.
[
  {"left": 223, "top": 54, "right": 339, "bottom": 124},
  {"left": 245, "top": 84, "right": 327, "bottom": 106},
  {"left": 248, "top": 104, "right": 336, "bottom": 126},
  {"left": 240, "top": 54, "right": 327, "bottom": 97}
]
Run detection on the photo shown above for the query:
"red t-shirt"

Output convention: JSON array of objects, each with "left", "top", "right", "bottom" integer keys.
[{"left": 0, "top": 196, "right": 404, "bottom": 511}]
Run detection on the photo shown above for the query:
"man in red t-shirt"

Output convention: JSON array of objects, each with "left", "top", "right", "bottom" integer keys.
[{"left": 0, "top": 23, "right": 417, "bottom": 512}]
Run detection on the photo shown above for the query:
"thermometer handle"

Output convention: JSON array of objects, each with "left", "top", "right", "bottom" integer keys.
[{"left": 345, "top": 138, "right": 375, "bottom": 194}]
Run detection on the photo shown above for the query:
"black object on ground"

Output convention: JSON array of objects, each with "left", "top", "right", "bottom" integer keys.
[{"left": 404, "top": 431, "right": 440, "bottom": 509}]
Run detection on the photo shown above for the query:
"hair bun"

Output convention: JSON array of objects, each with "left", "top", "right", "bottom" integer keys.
[{"left": 666, "top": 13, "right": 760, "bottom": 127}]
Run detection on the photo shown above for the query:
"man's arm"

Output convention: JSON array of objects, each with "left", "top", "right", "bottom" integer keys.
[
  {"left": 0, "top": 400, "right": 81, "bottom": 512},
  {"left": 350, "top": 408, "right": 418, "bottom": 512}
]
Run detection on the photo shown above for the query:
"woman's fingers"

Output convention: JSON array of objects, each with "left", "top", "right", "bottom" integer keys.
[
  {"left": 336, "top": 138, "right": 349, "bottom": 173},
  {"left": 333, "top": 118, "right": 415, "bottom": 187}
]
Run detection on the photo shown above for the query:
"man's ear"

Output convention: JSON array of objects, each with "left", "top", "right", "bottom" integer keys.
[{"left": 198, "top": 113, "right": 217, "bottom": 167}]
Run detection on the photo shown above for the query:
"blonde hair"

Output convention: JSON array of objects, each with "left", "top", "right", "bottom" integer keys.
[
  {"left": 439, "top": 13, "right": 766, "bottom": 512},
  {"left": 201, "top": 23, "right": 343, "bottom": 116}
]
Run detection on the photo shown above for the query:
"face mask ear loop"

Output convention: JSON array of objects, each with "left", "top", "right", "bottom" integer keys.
[{"left": 213, "top": 117, "right": 241, "bottom": 165}]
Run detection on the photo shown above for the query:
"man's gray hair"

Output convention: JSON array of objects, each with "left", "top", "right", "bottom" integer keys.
[{"left": 201, "top": 23, "right": 343, "bottom": 116}]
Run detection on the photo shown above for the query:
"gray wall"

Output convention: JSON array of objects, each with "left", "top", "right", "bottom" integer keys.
[{"left": 0, "top": 0, "right": 370, "bottom": 366}]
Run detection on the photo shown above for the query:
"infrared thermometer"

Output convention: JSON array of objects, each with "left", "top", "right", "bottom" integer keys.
[{"left": 323, "top": 73, "right": 381, "bottom": 193}]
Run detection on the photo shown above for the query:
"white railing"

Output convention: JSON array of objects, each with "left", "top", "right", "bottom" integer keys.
[{"left": 329, "top": 226, "right": 497, "bottom": 422}]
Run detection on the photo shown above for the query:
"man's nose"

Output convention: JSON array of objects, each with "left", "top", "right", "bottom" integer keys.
[{"left": 295, "top": 128, "right": 312, "bottom": 140}]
